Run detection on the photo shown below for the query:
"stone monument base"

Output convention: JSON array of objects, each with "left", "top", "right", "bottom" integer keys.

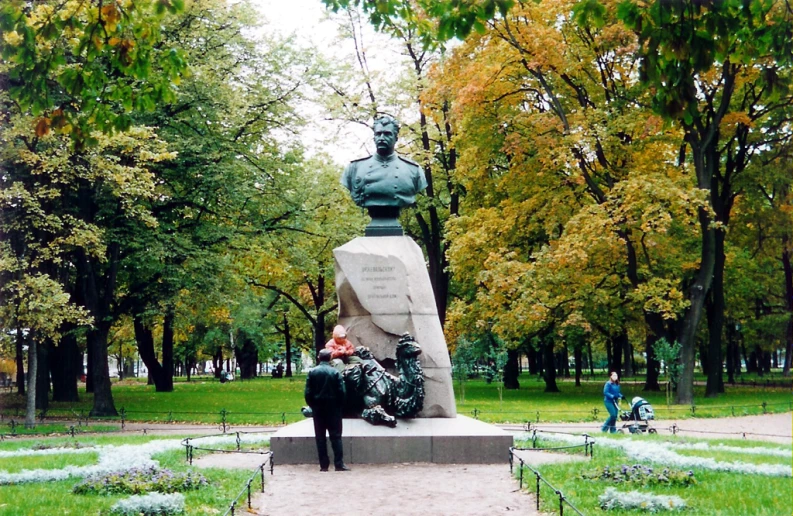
[{"left": 270, "top": 416, "right": 513, "bottom": 465}]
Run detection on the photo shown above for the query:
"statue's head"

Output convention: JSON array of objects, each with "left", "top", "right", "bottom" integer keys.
[
  {"left": 396, "top": 333, "right": 422, "bottom": 359},
  {"left": 354, "top": 346, "right": 374, "bottom": 360},
  {"left": 373, "top": 115, "right": 400, "bottom": 157}
]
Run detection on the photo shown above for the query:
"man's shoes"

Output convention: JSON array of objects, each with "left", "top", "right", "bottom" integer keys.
[
  {"left": 335, "top": 464, "right": 351, "bottom": 471},
  {"left": 320, "top": 468, "right": 328, "bottom": 472}
]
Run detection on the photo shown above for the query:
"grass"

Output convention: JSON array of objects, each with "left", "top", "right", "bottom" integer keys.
[
  {"left": 0, "top": 373, "right": 789, "bottom": 428},
  {"left": 0, "top": 434, "right": 257, "bottom": 516},
  {"left": 0, "top": 452, "right": 99, "bottom": 473},
  {"left": 515, "top": 433, "right": 793, "bottom": 515}
]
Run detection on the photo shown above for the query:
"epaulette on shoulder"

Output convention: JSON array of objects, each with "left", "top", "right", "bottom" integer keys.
[
  {"left": 398, "top": 155, "right": 419, "bottom": 166},
  {"left": 350, "top": 155, "right": 371, "bottom": 163}
]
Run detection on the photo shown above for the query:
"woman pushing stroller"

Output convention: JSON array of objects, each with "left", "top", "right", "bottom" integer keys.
[{"left": 601, "top": 371, "right": 625, "bottom": 433}]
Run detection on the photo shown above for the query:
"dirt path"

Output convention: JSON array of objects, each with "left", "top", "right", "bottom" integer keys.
[{"left": 252, "top": 463, "right": 537, "bottom": 516}]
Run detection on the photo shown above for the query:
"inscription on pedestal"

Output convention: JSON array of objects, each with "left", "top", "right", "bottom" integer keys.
[
  {"left": 355, "top": 262, "right": 407, "bottom": 313},
  {"left": 362, "top": 266, "right": 398, "bottom": 300}
]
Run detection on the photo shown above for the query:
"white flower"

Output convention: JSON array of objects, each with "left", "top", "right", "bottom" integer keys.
[
  {"left": 0, "top": 433, "right": 271, "bottom": 485},
  {"left": 599, "top": 487, "right": 686, "bottom": 512},
  {"left": 111, "top": 492, "right": 185, "bottom": 515},
  {"left": 519, "top": 432, "right": 792, "bottom": 477}
]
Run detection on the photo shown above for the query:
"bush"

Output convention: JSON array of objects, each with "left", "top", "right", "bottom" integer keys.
[
  {"left": 582, "top": 464, "right": 696, "bottom": 487},
  {"left": 110, "top": 492, "right": 185, "bottom": 515},
  {"left": 72, "top": 466, "right": 207, "bottom": 495}
]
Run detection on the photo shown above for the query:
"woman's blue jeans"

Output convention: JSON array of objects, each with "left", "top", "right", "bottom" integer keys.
[{"left": 601, "top": 399, "right": 618, "bottom": 433}]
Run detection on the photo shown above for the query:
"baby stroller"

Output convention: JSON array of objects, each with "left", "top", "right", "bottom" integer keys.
[{"left": 619, "top": 396, "right": 656, "bottom": 434}]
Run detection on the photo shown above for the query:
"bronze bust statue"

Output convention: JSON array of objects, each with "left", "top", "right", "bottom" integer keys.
[{"left": 341, "top": 115, "right": 427, "bottom": 236}]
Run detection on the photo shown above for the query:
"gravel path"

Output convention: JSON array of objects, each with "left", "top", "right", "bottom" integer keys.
[{"left": 253, "top": 463, "right": 535, "bottom": 516}]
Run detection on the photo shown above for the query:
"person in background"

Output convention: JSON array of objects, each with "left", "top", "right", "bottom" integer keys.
[
  {"left": 304, "top": 349, "right": 350, "bottom": 472},
  {"left": 601, "top": 371, "right": 624, "bottom": 433}
]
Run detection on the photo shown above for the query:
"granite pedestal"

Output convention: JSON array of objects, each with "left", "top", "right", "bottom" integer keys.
[
  {"left": 334, "top": 236, "right": 456, "bottom": 418},
  {"left": 270, "top": 415, "right": 513, "bottom": 465}
]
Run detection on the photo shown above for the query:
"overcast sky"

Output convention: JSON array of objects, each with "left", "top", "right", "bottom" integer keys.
[{"left": 248, "top": 0, "right": 396, "bottom": 165}]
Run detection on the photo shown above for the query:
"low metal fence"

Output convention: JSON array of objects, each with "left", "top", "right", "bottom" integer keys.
[
  {"left": 509, "top": 446, "right": 586, "bottom": 515},
  {"left": 180, "top": 431, "right": 274, "bottom": 516}
]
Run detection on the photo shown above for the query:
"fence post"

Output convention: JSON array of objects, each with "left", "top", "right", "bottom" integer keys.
[
  {"left": 220, "top": 408, "right": 228, "bottom": 433},
  {"left": 281, "top": 412, "right": 286, "bottom": 425},
  {"left": 691, "top": 405, "right": 695, "bottom": 416},
  {"left": 535, "top": 471, "right": 541, "bottom": 511},
  {"left": 261, "top": 464, "right": 266, "bottom": 492},
  {"left": 558, "top": 491, "right": 564, "bottom": 516},
  {"left": 592, "top": 407, "right": 599, "bottom": 421},
  {"left": 236, "top": 432, "right": 241, "bottom": 451},
  {"left": 762, "top": 401, "right": 767, "bottom": 414},
  {"left": 69, "top": 425, "right": 76, "bottom": 437},
  {"left": 472, "top": 408, "right": 479, "bottom": 419},
  {"left": 167, "top": 411, "right": 173, "bottom": 423},
  {"left": 120, "top": 407, "right": 126, "bottom": 430},
  {"left": 536, "top": 411, "right": 540, "bottom": 423},
  {"left": 247, "top": 480, "right": 252, "bottom": 509},
  {"left": 230, "top": 501, "right": 235, "bottom": 516},
  {"left": 188, "top": 445, "right": 193, "bottom": 465},
  {"left": 519, "top": 461, "right": 524, "bottom": 489}
]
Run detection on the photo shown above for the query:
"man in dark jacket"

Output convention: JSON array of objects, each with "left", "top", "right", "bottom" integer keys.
[{"left": 305, "top": 349, "right": 350, "bottom": 471}]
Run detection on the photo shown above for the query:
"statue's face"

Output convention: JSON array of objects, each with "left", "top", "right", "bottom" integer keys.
[{"left": 373, "top": 122, "right": 397, "bottom": 156}]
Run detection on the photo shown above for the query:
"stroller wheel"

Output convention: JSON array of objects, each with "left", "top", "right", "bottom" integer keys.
[
  {"left": 629, "top": 425, "right": 638, "bottom": 434},
  {"left": 648, "top": 428, "right": 657, "bottom": 434}
]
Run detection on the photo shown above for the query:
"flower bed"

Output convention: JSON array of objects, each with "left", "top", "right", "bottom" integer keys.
[
  {"left": 582, "top": 464, "right": 696, "bottom": 487},
  {"left": 110, "top": 492, "right": 185, "bottom": 515},
  {"left": 73, "top": 466, "right": 207, "bottom": 495},
  {"left": 599, "top": 487, "right": 687, "bottom": 512}
]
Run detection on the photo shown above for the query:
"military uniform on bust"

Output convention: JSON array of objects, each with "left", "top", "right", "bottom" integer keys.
[{"left": 341, "top": 115, "right": 427, "bottom": 236}]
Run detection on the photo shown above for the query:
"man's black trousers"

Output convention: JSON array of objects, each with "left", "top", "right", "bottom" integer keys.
[{"left": 311, "top": 404, "right": 344, "bottom": 470}]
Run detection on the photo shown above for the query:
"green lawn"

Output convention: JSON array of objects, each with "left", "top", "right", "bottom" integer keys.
[
  {"left": 515, "top": 433, "right": 792, "bottom": 515},
  {"left": 0, "top": 434, "right": 256, "bottom": 516},
  {"left": 0, "top": 373, "right": 789, "bottom": 428}
]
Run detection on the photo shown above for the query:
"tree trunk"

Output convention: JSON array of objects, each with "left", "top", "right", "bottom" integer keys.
[
  {"left": 234, "top": 335, "right": 259, "bottom": 379},
  {"left": 705, "top": 232, "right": 726, "bottom": 397},
  {"left": 503, "top": 349, "right": 520, "bottom": 389},
  {"left": 35, "top": 340, "right": 50, "bottom": 412},
  {"left": 623, "top": 337, "right": 634, "bottom": 378},
  {"left": 87, "top": 324, "right": 117, "bottom": 416},
  {"left": 213, "top": 348, "right": 223, "bottom": 378},
  {"left": 542, "top": 340, "right": 559, "bottom": 393},
  {"left": 643, "top": 313, "right": 664, "bottom": 391},
  {"left": 25, "top": 334, "right": 37, "bottom": 428},
  {"left": 574, "top": 345, "right": 583, "bottom": 387},
  {"left": 610, "top": 334, "right": 624, "bottom": 377},
  {"left": 133, "top": 314, "right": 172, "bottom": 392},
  {"left": 51, "top": 332, "right": 80, "bottom": 402},
  {"left": 284, "top": 314, "right": 293, "bottom": 378},
  {"left": 160, "top": 308, "right": 175, "bottom": 391},
  {"left": 783, "top": 240, "right": 793, "bottom": 377},
  {"left": 527, "top": 345, "right": 539, "bottom": 375},
  {"left": 15, "top": 326, "right": 25, "bottom": 396},
  {"left": 725, "top": 321, "right": 736, "bottom": 385},
  {"left": 587, "top": 342, "right": 594, "bottom": 376}
]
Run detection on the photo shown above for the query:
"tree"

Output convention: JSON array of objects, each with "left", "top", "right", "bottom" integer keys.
[
  {"left": 612, "top": 0, "right": 793, "bottom": 402},
  {"left": 244, "top": 161, "right": 364, "bottom": 355},
  {"left": 437, "top": 0, "right": 700, "bottom": 394},
  {"left": 0, "top": 0, "right": 187, "bottom": 148}
]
